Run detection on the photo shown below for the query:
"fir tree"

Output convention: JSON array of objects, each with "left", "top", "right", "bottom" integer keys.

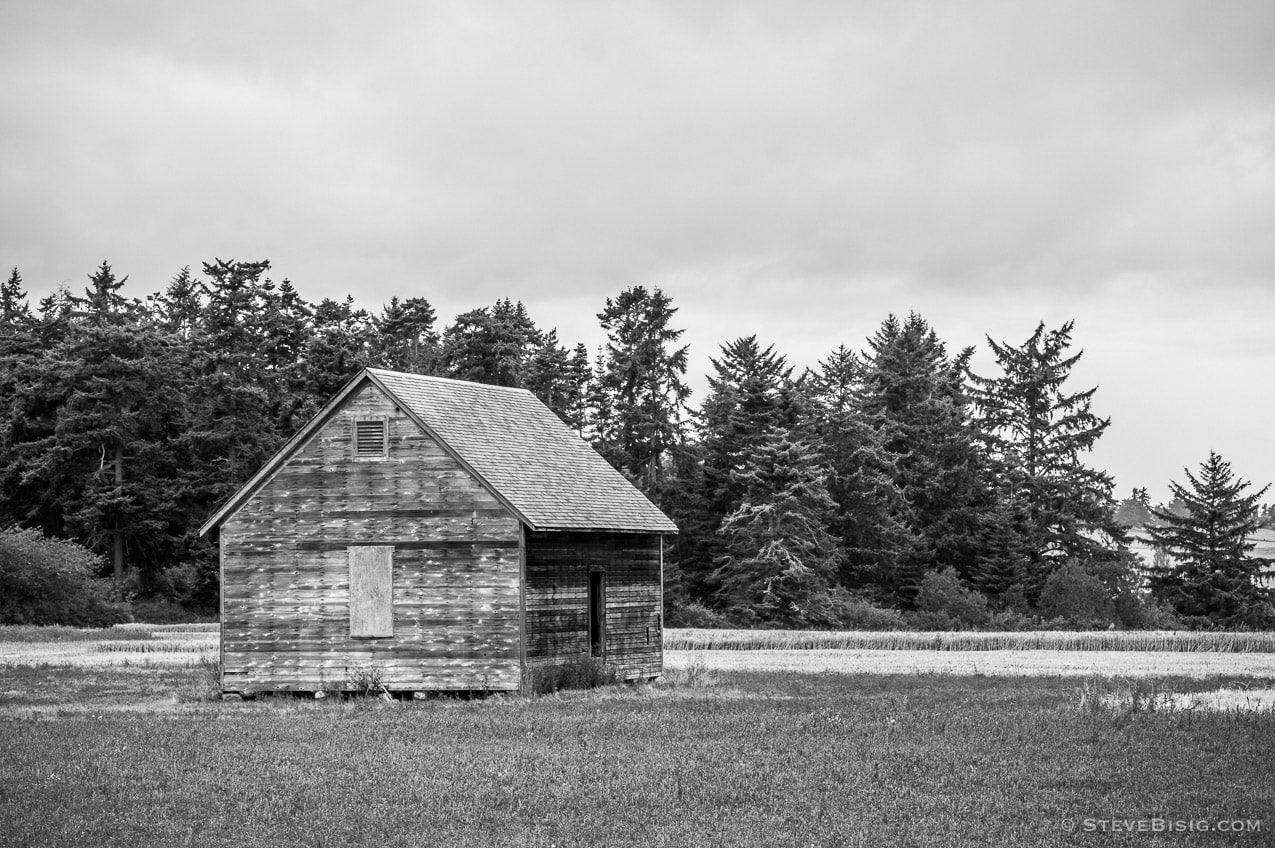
[
  {"left": 564, "top": 344, "right": 592, "bottom": 434},
  {"left": 375, "top": 296, "right": 438, "bottom": 374},
  {"left": 441, "top": 300, "right": 540, "bottom": 387},
  {"left": 858, "top": 314, "right": 991, "bottom": 604},
  {"left": 1146, "top": 452, "right": 1272, "bottom": 627},
  {"left": 305, "top": 296, "right": 374, "bottom": 399},
  {"left": 151, "top": 267, "right": 204, "bottom": 338},
  {"left": 0, "top": 299, "right": 187, "bottom": 591},
  {"left": 805, "top": 344, "right": 918, "bottom": 597},
  {"left": 678, "top": 337, "right": 801, "bottom": 599},
  {"left": 524, "top": 329, "right": 584, "bottom": 427},
  {"left": 699, "top": 337, "right": 799, "bottom": 518},
  {"left": 181, "top": 260, "right": 281, "bottom": 509},
  {"left": 591, "top": 286, "right": 690, "bottom": 495},
  {"left": 969, "top": 320, "right": 1125, "bottom": 596},
  {"left": 1, "top": 268, "right": 31, "bottom": 325},
  {"left": 35, "top": 285, "right": 75, "bottom": 347},
  {"left": 77, "top": 261, "right": 134, "bottom": 325},
  {"left": 968, "top": 495, "right": 1032, "bottom": 599},
  {"left": 1114, "top": 488, "right": 1155, "bottom": 528},
  {"left": 711, "top": 431, "right": 847, "bottom": 627}
]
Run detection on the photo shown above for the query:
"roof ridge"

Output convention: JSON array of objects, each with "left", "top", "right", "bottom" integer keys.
[{"left": 367, "top": 367, "right": 534, "bottom": 395}]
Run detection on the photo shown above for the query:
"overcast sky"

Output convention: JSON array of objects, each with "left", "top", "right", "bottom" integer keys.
[{"left": 2, "top": 1, "right": 1273, "bottom": 502}]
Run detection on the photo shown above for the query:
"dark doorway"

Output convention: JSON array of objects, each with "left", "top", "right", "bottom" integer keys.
[{"left": 588, "top": 570, "right": 606, "bottom": 657}]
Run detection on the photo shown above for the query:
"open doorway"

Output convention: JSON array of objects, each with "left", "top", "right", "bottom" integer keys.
[{"left": 588, "top": 570, "right": 606, "bottom": 657}]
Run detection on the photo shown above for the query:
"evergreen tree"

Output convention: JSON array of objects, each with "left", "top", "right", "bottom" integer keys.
[
  {"left": 375, "top": 296, "right": 439, "bottom": 374},
  {"left": 591, "top": 286, "right": 690, "bottom": 495},
  {"left": 524, "top": 329, "right": 587, "bottom": 427},
  {"left": 151, "top": 267, "right": 204, "bottom": 338},
  {"left": 76, "top": 261, "right": 135, "bottom": 325},
  {"left": 0, "top": 266, "right": 187, "bottom": 591},
  {"left": 34, "top": 285, "right": 75, "bottom": 348},
  {"left": 304, "top": 295, "right": 374, "bottom": 399},
  {"left": 1146, "top": 452, "right": 1272, "bottom": 627},
  {"left": 805, "top": 344, "right": 918, "bottom": 598},
  {"left": 970, "top": 320, "right": 1125, "bottom": 596},
  {"left": 711, "top": 431, "right": 847, "bottom": 627},
  {"left": 1, "top": 268, "right": 31, "bottom": 325},
  {"left": 1114, "top": 488, "right": 1155, "bottom": 528},
  {"left": 441, "top": 299, "right": 540, "bottom": 387},
  {"left": 699, "top": 337, "right": 799, "bottom": 518},
  {"left": 177, "top": 260, "right": 283, "bottom": 523},
  {"left": 858, "top": 314, "right": 991, "bottom": 604},
  {"left": 967, "top": 494, "right": 1033, "bottom": 600},
  {"left": 46, "top": 324, "right": 187, "bottom": 590},
  {"left": 564, "top": 344, "right": 592, "bottom": 434},
  {"left": 679, "top": 337, "right": 801, "bottom": 601}
]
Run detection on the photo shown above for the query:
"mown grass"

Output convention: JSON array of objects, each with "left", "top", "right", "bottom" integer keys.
[
  {"left": 666, "top": 628, "right": 1275, "bottom": 653},
  {"left": 1, "top": 664, "right": 1272, "bottom": 847}
]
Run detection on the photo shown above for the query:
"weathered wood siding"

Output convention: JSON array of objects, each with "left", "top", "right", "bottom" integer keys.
[
  {"left": 220, "top": 382, "right": 523, "bottom": 692},
  {"left": 524, "top": 530, "right": 663, "bottom": 679}
]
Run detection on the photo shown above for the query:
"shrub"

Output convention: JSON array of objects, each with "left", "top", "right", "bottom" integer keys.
[
  {"left": 1037, "top": 561, "right": 1115, "bottom": 628},
  {"left": 0, "top": 527, "right": 129, "bottom": 626},
  {"left": 1114, "top": 592, "right": 1183, "bottom": 630},
  {"left": 127, "top": 598, "right": 217, "bottom": 625},
  {"left": 530, "top": 655, "right": 619, "bottom": 694},
  {"left": 835, "top": 596, "right": 906, "bottom": 630},
  {"left": 913, "top": 568, "right": 990, "bottom": 628},
  {"left": 984, "top": 608, "right": 1037, "bottom": 631},
  {"left": 155, "top": 558, "right": 220, "bottom": 611},
  {"left": 665, "top": 602, "right": 735, "bottom": 629}
]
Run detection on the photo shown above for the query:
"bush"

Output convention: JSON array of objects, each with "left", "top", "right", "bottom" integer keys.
[
  {"left": 156, "top": 558, "right": 219, "bottom": 611},
  {"left": 835, "top": 596, "right": 906, "bottom": 630},
  {"left": 984, "top": 608, "right": 1037, "bottom": 631},
  {"left": 912, "top": 568, "right": 990, "bottom": 628},
  {"left": 1037, "top": 561, "right": 1115, "bottom": 628},
  {"left": 665, "top": 602, "right": 735, "bottom": 629},
  {"left": 1114, "top": 592, "right": 1183, "bottom": 630},
  {"left": 127, "top": 598, "right": 217, "bottom": 625},
  {"left": 0, "top": 527, "right": 130, "bottom": 626},
  {"left": 530, "top": 655, "right": 619, "bottom": 694}
]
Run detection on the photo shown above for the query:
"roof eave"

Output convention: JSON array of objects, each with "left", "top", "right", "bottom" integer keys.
[{"left": 530, "top": 524, "right": 679, "bottom": 535}]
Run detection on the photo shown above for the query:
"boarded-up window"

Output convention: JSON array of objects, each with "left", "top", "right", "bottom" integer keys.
[
  {"left": 349, "top": 546, "right": 394, "bottom": 637},
  {"left": 354, "top": 417, "right": 388, "bottom": 459}
]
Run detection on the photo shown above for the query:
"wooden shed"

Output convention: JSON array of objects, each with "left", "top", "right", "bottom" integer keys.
[{"left": 200, "top": 367, "right": 677, "bottom": 695}]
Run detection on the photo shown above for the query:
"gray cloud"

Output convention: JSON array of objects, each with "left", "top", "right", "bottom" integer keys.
[{"left": 2, "top": 0, "right": 1273, "bottom": 496}]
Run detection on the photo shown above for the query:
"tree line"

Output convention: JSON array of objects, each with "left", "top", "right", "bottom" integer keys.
[{"left": 0, "top": 260, "right": 1270, "bottom": 628}]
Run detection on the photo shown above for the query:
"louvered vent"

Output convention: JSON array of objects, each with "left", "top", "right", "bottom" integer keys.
[{"left": 354, "top": 418, "right": 387, "bottom": 458}]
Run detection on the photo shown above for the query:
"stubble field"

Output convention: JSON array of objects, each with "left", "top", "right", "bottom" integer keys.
[{"left": 1, "top": 625, "right": 1273, "bottom": 847}]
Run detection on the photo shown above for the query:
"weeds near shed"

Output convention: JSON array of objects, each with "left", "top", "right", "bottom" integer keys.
[
  {"left": 529, "top": 655, "right": 619, "bottom": 694},
  {"left": 661, "top": 657, "right": 718, "bottom": 689},
  {"left": 345, "top": 665, "right": 391, "bottom": 699},
  {"left": 175, "top": 656, "right": 222, "bottom": 703}
]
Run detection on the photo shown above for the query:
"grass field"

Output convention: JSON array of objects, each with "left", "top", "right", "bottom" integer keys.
[{"left": 2, "top": 627, "right": 1274, "bottom": 846}]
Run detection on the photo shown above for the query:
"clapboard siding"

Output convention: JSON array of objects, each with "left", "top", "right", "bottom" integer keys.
[
  {"left": 220, "top": 382, "right": 522, "bottom": 692},
  {"left": 524, "top": 530, "right": 663, "bottom": 679}
]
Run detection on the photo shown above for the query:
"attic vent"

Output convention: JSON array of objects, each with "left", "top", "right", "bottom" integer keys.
[{"left": 354, "top": 417, "right": 387, "bottom": 459}]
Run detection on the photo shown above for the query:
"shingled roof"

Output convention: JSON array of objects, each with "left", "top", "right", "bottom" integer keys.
[{"left": 201, "top": 368, "right": 677, "bottom": 535}]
